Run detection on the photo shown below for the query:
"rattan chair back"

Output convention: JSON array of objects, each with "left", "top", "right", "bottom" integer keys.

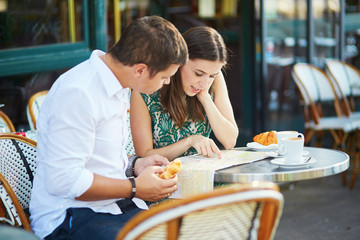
[
  {"left": 293, "top": 63, "right": 343, "bottom": 116},
  {"left": 0, "top": 110, "right": 16, "bottom": 133},
  {"left": 326, "top": 59, "right": 360, "bottom": 96},
  {"left": 26, "top": 90, "right": 48, "bottom": 130},
  {"left": 116, "top": 181, "right": 283, "bottom": 240},
  {"left": 0, "top": 172, "right": 31, "bottom": 230},
  {"left": 326, "top": 59, "right": 360, "bottom": 115},
  {"left": 0, "top": 134, "right": 37, "bottom": 212}
]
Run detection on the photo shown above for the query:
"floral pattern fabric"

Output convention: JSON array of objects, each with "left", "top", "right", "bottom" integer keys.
[{"left": 141, "top": 90, "right": 211, "bottom": 156}]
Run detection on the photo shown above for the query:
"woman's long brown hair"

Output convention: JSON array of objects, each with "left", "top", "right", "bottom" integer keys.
[{"left": 160, "top": 26, "right": 228, "bottom": 127}]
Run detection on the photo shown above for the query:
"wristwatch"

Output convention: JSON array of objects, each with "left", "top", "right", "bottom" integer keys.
[{"left": 128, "top": 177, "right": 136, "bottom": 199}]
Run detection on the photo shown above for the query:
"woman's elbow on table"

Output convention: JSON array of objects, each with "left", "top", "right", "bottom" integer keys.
[
  {"left": 221, "top": 131, "right": 238, "bottom": 150},
  {"left": 222, "top": 141, "right": 236, "bottom": 150}
]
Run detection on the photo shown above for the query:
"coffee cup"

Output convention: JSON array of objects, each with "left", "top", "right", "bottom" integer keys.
[
  {"left": 276, "top": 131, "right": 304, "bottom": 156},
  {"left": 278, "top": 136, "right": 305, "bottom": 164}
]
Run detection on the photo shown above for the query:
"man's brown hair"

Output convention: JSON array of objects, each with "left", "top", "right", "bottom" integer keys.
[{"left": 108, "top": 16, "right": 188, "bottom": 77}]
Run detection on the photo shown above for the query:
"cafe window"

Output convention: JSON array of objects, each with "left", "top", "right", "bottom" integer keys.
[
  {"left": 0, "top": 0, "right": 106, "bottom": 129},
  {"left": 312, "top": 0, "right": 340, "bottom": 67},
  {"left": 0, "top": 0, "right": 106, "bottom": 77},
  {"left": 0, "top": 0, "right": 84, "bottom": 49},
  {"left": 344, "top": 0, "right": 360, "bottom": 69}
]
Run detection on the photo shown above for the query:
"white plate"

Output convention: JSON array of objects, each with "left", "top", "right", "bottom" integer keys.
[
  {"left": 271, "top": 157, "right": 316, "bottom": 169},
  {"left": 246, "top": 142, "right": 278, "bottom": 152}
]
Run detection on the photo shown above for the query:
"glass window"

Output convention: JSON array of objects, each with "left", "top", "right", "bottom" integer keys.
[
  {"left": 0, "top": 0, "right": 97, "bottom": 78},
  {"left": 345, "top": 0, "right": 360, "bottom": 70},
  {"left": 312, "top": 0, "right": 341, "bottom": 67},
  {"left": 264, "top": 0, "right": 307, "bottom": 131},
  {"left": 0, "top": 0, "right": 84, "bottom": 50},
  {"left": 107, "top": 0, "right": 151, "bottom": 49}
]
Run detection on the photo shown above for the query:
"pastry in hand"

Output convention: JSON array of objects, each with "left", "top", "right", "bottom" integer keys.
[
  {"left": 253, "top": 131, "right": 277, "bottom": 146},
  {"left": 159, "top": 159, "right": 181, "bottom": 179}
]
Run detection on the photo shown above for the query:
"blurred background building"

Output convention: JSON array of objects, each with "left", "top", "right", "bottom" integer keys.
[{"left": 0, "top": 0, "right": 360, "bottom": 147}]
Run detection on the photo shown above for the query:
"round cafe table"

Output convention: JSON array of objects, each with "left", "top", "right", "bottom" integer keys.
[{"left": 215, "top": 146, "right": 349, "bottom": 183}]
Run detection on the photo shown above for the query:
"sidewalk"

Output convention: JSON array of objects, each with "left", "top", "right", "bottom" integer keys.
[{"left": 274, "top": 170, "right": 360, "bottom": 240}]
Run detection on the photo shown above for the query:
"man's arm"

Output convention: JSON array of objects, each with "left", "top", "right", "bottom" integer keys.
[{"left": 76, "top": 155, "right": 178, "bottom": 202}]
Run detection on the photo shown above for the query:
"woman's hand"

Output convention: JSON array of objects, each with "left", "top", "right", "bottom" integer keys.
[
  {"left": 188, "top": 135, "right": 222, "bottom": 159},
  {"left": 196, "top": 78, "right": 214, "bottom": 103}
]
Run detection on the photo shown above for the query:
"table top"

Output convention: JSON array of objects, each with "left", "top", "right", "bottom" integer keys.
[{"left": 215, "top": 147, "right": 349, "bottom": 183}]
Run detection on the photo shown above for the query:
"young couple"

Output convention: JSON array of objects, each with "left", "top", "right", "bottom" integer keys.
[{"left": 30, "top": 15, "right": 238, "bottom": 240}]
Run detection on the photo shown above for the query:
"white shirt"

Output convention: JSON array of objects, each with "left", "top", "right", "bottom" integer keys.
[{"left": 29, "top": 50, "right": 148, "bottom": 239}]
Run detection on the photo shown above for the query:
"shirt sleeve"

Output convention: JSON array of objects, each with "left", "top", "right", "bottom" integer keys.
[{"left": 42, "top": 86, "right": 96, "bottom": 198}]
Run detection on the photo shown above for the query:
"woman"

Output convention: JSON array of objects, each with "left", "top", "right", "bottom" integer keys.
[{"left": 130, "top": 26, "right": 238, "bottom": 161}]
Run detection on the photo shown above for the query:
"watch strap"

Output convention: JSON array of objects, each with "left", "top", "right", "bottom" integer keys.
[{"left": 128, "top": 177, "right": 136, "bottom": 199}]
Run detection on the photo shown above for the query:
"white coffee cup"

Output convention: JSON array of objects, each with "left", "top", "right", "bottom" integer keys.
[
  {"left": 276, "top": 131, "right": 304, "bottom": 156},
  {"left": 278, "top": 136, "right": 305, "bottom": 164}
]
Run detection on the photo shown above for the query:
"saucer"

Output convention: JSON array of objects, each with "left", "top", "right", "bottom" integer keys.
[
  {"left": 271, "top": 157, "right": 316, "bottom": 169},
  {"left": 267, "top": 150, "right": 309, "bottom": 158},
  {"left": 246, "top": 142, "right": 278, "bottom": 152}
]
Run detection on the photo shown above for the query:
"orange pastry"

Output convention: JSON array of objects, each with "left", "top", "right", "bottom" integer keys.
[
  {"left": 159, "top": 159, "right": 181, "bottom": 179},
  {"left": 253, "top": 131, "right": 277, "bottom": 146}
]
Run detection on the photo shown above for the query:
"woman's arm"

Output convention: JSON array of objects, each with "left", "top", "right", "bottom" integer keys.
[
  {"left": 197, "top": 72, "right": 239, "bottom": 149},
  {"left": 130, "top": 91, "right": 222, "bottom": 160}
]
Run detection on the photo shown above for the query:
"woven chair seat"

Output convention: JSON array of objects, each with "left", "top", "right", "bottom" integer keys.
[
  {"left": 116, "top": 182, "right": 283, "bottom": 240},
  {"left": 305, "top": 116, "right": 355, "bottom": 132}
]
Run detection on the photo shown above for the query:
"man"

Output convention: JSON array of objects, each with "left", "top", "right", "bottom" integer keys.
[{"left": 29, "top": 16, "right": 188, "bottom": 240}]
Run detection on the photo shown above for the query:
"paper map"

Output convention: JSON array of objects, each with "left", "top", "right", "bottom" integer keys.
[{"left": 170, "top": 150, "right": 267, "bottom": 198}]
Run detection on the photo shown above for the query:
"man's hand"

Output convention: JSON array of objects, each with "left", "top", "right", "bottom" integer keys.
[
  {"left": 135, "top": 166, "right": 178, "bottom": 201},
  {"left": 134, "top": 154, "right": 169, "bottom": 176}
]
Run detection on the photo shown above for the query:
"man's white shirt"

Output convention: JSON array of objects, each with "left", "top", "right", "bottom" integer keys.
[{"left": 29, "top": 50, "right": 148, "bottom": 239}]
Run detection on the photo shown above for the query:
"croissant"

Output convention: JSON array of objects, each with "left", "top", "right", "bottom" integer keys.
[
  {"left": 159, "top": 159, "right": 181, "bottom": 179},
  {"left": 253, "top": 131, "right": 277, "bottom": 146}
]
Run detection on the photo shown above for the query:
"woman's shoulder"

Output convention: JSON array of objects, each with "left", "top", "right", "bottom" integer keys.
[{"left": 140, "top": 90, "right": 161, "bottom": 104}]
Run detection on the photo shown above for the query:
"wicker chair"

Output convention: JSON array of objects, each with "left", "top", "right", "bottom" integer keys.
[
  {"left": 292, "top": 63, "right": 357, "bottom": 148},
  {"left": 325, "top": 60, "right": 360, "bottom": 189},
  {"left": 0, "top": 134, "right": 37, "bottom": 230},
  {"left": 0, "top": 172, "right": 31, "bottom": 230},
  {"left": 0, "top": 110, "right": 16, "bottom": 133},
  {"left": 292, "top": 63, "right": 359, "bottom": 186},
  {"left": 26, "top": 90, "right": 48, "bottom": 130},
  {"left": 116, "top": 181, "right": 283, "bottom": 240}
]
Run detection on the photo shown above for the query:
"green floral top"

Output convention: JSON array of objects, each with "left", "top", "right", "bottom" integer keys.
[{"left": 141, "top": 90, "right": 211, "bottom": 156}]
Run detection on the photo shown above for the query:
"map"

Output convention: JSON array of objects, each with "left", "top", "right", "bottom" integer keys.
[{"left": 170, "top": 150, "right": 267, "bottom": 198}]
